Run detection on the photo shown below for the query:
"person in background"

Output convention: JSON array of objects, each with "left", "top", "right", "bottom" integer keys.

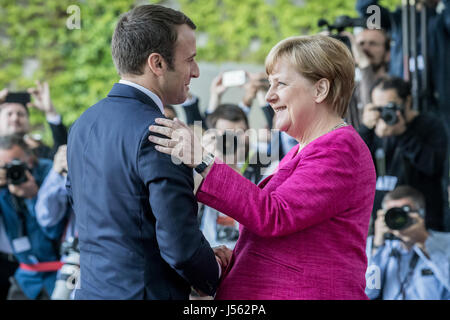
[
  {"left": 366, "top": 185, "right": 450, "bottom": 300},
  {"left": 341, "top": 28, "right": 390, "bottom": 129},
  {"left": 359, "top": 76, "right": 448, "bottom": 233},
  {"left": 0, "top": 81, "right": 67, "bottom": 159},
  {"left": 35, "top": 145, "right": 78, "bottom": 300},
  {"left": 356, "top": 0, "right": 450, "bottom": 125},
  {"left": 0, "top": 135, "right": 64, "bottom": 299}
]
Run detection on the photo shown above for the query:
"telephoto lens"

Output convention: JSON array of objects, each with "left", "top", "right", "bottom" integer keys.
[{"left": 384, "top": 206, "right": 414, "bottom": 230}]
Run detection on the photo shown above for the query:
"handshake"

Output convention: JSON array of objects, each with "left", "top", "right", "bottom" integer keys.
[
  {"left": 213, "top": 245, "right": 233, "bottom": 273},
  {"left": 192, "top": 245, "right": 233, "bottom": 299}
]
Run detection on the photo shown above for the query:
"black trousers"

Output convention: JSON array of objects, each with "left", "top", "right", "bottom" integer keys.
[
  {"left": 0, "top": 256, "right": 18, "bottom": 300},
  {"left": 7, "top": 276, "right": 50, "bottom": 300}
]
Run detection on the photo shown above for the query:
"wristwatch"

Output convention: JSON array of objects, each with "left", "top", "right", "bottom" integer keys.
[{"left": 194, "top": 152, "right": 215, "bottom": 174}]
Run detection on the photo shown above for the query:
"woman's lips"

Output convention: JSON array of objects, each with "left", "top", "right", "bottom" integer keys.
[{"left": 274, "top": 106, "right": 287, "bottom": 112}]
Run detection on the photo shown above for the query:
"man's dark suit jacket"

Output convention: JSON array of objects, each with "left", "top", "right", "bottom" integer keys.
[{"left": 66, "top": 83, "right": 219, "bottom": 299}]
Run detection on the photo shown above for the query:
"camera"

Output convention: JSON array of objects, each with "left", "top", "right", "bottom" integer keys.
[
  {"left": 375, "top": 102, "right": 403, "bottom": 126},
  {"left": 4, "top": 159, "right": 28, "bottom": 185},
  {"left": 384, "top": 205, "right": 415, "bottom": 230},
  {"left": 4, "top": 92, "right": 31, "bottom": 106},
  {"left": 318, "top": 15, "right": 366, "bottom": 50}
]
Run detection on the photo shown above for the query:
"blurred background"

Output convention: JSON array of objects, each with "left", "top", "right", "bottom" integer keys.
[{"left": 0, "top": 0, "right": 399, "bottom": 138}]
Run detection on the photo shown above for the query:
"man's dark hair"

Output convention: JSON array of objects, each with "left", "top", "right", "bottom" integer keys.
[
  {"left": 383, "top": 185, "right": 426, "bottom": 216},
  {"left": 206, "top": 104, "right": 249, "bottom": 129},
  {"left": 0, "top": 134, "right": 32, "bottom": 155},
  {"left": 111, "top": 4, "right": 196, "bottom": 75},
  {"left": 370, "top": 76, "right": 411, "bottom": 102}
]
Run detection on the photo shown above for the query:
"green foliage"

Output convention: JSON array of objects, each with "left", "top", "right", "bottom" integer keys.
[{"left": 0, "top": 0, "right": 401, "bottom": 140}]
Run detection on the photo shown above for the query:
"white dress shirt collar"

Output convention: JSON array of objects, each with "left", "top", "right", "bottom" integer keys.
[{"left": 119, "top": 79, "right": 164, "bottom": 115}]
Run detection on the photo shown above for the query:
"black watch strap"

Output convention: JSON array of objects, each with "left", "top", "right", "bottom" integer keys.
[{"left": 194, "top": 153, "right": 215, "bottom": 174}]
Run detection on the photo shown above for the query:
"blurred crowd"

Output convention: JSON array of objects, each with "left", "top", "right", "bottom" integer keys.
[{"left": 0, "top": 0, "right": 449, "bottom": 300}]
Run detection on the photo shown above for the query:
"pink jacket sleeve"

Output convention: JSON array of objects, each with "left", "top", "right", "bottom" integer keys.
[{"left": 196, "top": 146, "right": 358, "bottom": 238}]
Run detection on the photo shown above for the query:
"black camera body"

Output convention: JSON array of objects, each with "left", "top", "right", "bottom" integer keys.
[
  {"left": 317, "top": 15, "right": 366, "bottom": 50},
  {"left": 4, "top": 159, "right": 28, "bottom": 185},
  {"left": 375, "top": 102, "right": 403, "bottom": 126},
  {"left": 384, "top": 205, "right": 414, "bottom": 230}
]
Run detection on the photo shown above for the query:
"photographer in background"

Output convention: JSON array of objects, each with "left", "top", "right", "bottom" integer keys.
[
  {"left": 356, "top": 0, "right": 450, "bottom": 124},
  {"left": 35, "top": 145, "right": 78, "bottom": 300},
  {"left": 359, "top": 76, "right": 448, "bottom": 232},
  {"left": 0, "top": 135, "right": 65, "bottom": 299},
  {"left": 366, "top": 185, "right": 450, "bottom": 300},
  {"left": 342, "top": 28, "right": 390, "bottom": 129},
  {"left": 0, "top": 81, "right": 67, "bottom": 159}
]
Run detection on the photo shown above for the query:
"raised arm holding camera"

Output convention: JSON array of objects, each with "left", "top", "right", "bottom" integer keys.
[{"left": 0, "top": 81, "right": 67, "bottom": 159}]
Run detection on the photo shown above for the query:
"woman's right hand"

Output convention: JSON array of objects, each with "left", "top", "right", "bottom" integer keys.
[
  {"left": 213, "top": 245, "right": 233, "bottom": 272},
  {"left": 149, "top": 118, "right": 205, "bottom": 168}
]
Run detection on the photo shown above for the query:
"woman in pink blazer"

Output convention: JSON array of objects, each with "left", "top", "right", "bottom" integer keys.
[{"left": 149, "top": 35, "right": 376, "bottom": 299}]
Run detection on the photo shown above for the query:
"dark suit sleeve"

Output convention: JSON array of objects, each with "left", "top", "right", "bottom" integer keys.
[{"left": 138, "top": 132, "right": 219, "bottom": 296}]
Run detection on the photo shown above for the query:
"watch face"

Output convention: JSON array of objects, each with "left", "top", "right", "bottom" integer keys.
[{"left": 204, "top": 153, "right": 214, "bottom": 165}]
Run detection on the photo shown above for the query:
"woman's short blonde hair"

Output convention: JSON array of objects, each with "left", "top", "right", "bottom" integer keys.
[{"left": 265, "top": 35, "right": 355, "bottom": 117}]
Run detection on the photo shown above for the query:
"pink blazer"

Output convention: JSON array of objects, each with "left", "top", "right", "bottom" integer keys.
[{"left": 197, "top": 126, "right": 376, "bottom": 299}]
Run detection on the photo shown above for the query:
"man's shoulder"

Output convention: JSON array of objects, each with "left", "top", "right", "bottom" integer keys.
[
  {"left": 74, "top": 94, "right": 162, "bottom": 137},
  {"left": 408, "top": 113, "right": 447, "bottom": 137}
]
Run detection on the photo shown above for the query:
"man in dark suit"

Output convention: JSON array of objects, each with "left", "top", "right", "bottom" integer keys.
[{"left": 66, "top": 5, "right": 221, "bottom": 299}]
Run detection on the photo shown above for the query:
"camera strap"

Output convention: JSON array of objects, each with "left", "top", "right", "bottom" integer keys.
[
  {"left": 10, "top": 195, "right": 28, "bottom": 238},
  {"left": 395, "top": 250, "right": 419, "bottom": 300}
]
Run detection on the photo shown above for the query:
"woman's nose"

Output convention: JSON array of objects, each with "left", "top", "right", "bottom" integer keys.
[{"left": 265, "top": 88, "right": 277, "bottom": 104}]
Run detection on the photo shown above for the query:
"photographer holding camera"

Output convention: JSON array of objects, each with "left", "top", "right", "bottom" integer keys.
[
  {"left": 366, "top": 185, "right": 450, "bottom": 299},
  {"left": 0, "top": 135, "right": 65, "bottom": 299},
  {"left": 359, "top": 76, "right": 448, "bottom": 232}
]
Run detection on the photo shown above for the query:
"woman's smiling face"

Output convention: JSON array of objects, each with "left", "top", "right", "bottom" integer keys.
[{"left": 265, "top": 58, "right": 316, "bottom": 138}]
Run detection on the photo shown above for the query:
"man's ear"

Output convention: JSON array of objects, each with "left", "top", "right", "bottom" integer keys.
[
  {"left": 404, "top": 95, "right": 412, "bottom": 110},
  {"left": 314, "top": 78, "right": 330, "bottom": 104},
  {"left": 147, "top": 53, "right": 167, "bottom": 76}
]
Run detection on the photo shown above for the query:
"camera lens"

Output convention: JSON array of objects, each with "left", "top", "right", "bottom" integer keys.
[
  {"left": 5, "top": 159, "right": 28, "bottom": 185},
  {"left": 384, "top": 207, "right": 410, "bottom": 230},
  {"left": 381, "top": 108, "right": 398, "bottom": 125}
]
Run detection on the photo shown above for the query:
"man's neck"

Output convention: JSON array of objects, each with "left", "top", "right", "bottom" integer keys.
[
  {"left": 121, "top": 75, "right": 165, "bottom": 105},
  {"left": 372, "top": 65, "right": 387, "bottom": 79}
]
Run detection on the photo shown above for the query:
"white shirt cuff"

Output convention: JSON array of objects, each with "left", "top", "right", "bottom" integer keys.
[{"left": 46, "top": 113, "right": 62, "bottom": 125}]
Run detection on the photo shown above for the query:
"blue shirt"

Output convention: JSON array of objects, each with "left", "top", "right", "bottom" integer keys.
[
  {"left": 0, "top": 158, "right": 65, "bottom": 299},
  {"left": 35, "top": 169, "right": 76, "bottom": 243},
  {"left": 365, "top": 232, "right": 450, "bottom": 300}
]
